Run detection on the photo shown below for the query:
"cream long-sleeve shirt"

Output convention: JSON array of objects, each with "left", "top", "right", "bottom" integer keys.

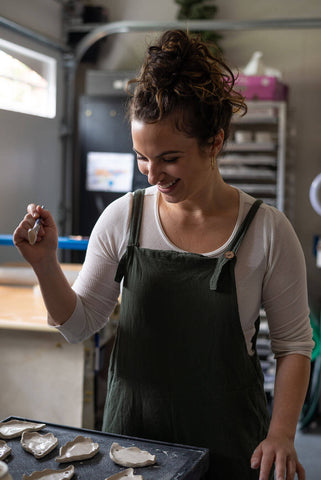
[{"left": 55, "top": 186, "right": 314, "bottom": 358}]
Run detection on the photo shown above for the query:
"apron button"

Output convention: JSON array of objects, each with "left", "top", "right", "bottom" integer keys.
[{"left": 224, "top": 250, "right": 235, "bottom": 259}]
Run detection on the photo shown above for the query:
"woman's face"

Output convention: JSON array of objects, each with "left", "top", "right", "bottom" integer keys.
[{"left": 131, "top": 116, "right": 223, "bottom": 205}]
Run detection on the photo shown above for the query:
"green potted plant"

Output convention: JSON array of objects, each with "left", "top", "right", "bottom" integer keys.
[{"left": 174, "top": 0, "right": 222, "bottom": 52}]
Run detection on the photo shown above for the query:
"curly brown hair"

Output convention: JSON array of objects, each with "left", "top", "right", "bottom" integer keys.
[{"left": 128, "top": 29, "right": 246, "bottom": 147}]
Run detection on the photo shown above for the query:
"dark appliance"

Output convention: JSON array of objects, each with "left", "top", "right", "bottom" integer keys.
[{"left": 75, "top": 94, "right": 149, "bottom": 238}]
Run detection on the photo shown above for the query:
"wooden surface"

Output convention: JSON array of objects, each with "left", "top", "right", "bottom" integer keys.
[
  {"left": 0, "top": 285, "right": 51, "bottom": 332},
  {"left": 0, "top": 263, "right": 81, "bottom": 332}
]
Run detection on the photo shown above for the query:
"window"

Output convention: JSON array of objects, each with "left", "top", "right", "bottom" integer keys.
[{"left": 0, "top": 39, "right": 56, "bottom": 118}]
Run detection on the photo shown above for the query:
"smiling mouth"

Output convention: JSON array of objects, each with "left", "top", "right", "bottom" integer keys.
[{"left": 158, "top": 179, "right": 179, "bottom": 189}]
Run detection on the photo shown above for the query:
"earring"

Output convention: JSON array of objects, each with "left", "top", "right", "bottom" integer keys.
[{"left": 210, "top": 156, "right": 215, "bottom": 170}]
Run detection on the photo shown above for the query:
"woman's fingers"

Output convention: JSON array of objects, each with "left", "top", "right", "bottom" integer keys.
[
  {"left": 251, "top": 444, "right": 263, "bottom": 470},
  {"left": 251, "top": 439, "right": 306, "bottom": 480},
  {"left": 27, "top": 203, "right": 39, "bottom": 217}
]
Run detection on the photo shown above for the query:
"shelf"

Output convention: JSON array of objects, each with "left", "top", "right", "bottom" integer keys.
[
  {"left": 230, "top": 184, "right": 277, "bottom": 194},
  {"left": 220, "top": 154, "right": 276, "bottom": 166},
  {"left": 219, "top": 166, "right": 276, "bottom": 181},
  {"left": 221, "top": 101, "right": 286, "bottom": 212},
  {"left": 225, "top": 142, "right": 277, "bottom": 152},
  {"left": 232, "top": 115, "right": 278, "bottom": 125}
]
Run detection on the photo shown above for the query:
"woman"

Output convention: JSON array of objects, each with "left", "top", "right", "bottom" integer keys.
[{"left": 14, "top": 30, "right": 313, "bottom": 480}]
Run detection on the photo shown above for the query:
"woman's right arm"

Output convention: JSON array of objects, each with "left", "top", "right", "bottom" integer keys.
[{"left": 13, "top": 204, "right": 77, "bottom": 325}]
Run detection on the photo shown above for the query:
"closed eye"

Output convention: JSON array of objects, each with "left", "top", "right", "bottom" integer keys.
[
  {"left": 162, "top": 157, "right": 178, "bottom": 163},
  {"left": 133, "top": 148, "right": 182, "bottom": 164},
  {"left": 135, "top": 155, "right": 178, "bottom": 163}
]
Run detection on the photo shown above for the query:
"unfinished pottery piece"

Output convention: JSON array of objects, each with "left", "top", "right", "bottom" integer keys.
[
  {"left": 21, "top": 431, "right": 58, "bottom": 459},
  {"left": 55, "top": 436, "right": 99, "bottom": 463},
  {"left": 105, "top": 468, "right": 143, "bottom": 480},
  {"left": 0, "top": 441, "right": 11, "bottom": 461},
  {"left": 22, "top": 465, "right": 74, "bottom": 480},
  {"left": 0, "top": 420, "right": 46, "bottom": 439},
  {"left": 0, "top": 461, "right": 13, "bottom": 480},
  {"left": 109, "top": 443, "right": 156, "bottom": 468}
]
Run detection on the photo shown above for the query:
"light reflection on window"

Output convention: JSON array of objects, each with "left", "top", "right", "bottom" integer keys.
[{"left": 0, "top": 39, "right": 56, "bottom": 118}]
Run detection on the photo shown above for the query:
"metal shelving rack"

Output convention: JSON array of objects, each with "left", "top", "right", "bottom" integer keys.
[
  {"left": 219, "top": 101, "right": 287, "bottom": 402},
  {"left": 220, "top": 101, "right": 287, "bottom": 212}
]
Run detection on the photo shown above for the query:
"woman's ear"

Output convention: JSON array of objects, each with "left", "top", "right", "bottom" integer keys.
[{"left": 210, "top": 129, "right": 225, "bottom": 157}]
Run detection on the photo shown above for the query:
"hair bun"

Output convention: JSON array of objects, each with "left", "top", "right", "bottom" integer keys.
[{"left": 128, "top": 29, "right": 247, "bottom": 146}]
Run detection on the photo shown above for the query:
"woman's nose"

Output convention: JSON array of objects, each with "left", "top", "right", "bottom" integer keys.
[{"left": 146, "top": 160, "right": 163, "bottom": 185}]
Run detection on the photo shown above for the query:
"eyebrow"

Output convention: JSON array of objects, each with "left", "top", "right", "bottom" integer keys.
[{"left": 133, "top": 148, "right": 183, "bottom": 158}]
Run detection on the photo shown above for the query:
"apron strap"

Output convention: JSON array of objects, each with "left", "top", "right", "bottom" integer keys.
[
  {"left": 210, "top": 199, "right": 263, "bottom": 290},
  {"left": 128, "top": 189, "right": 145, "bottom": 247},
  {"left": 114, "top": 189, "right": 145, "bottom": 284}
]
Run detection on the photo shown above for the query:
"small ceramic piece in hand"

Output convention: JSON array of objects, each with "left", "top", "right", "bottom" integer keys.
[
  {"left": 21, "top": 431, "right": 58, "bottom": 459},
  {"left": 109, "top": 443, "right": 156, "bottom": 468},
  {"left": 0, "top": 440, "right": 11, "bottom": 461},
  {"left": 22, "top": 465, "right": 75, "bottom": 480},
  {"left": 55, "top": 435, "right": 99, "bottom": 463},
  {"left": 0, "top": 420, "right": 46, "bottom": 439},
  {"left": 105, "top": 468, "right": 143, "bottom": 480}
]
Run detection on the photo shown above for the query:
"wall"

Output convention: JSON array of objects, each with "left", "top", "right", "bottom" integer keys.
[
  {"left": 0, "top": 0, "right": 62, "bottom": 40},
  {"left": 0, "top": 0, "right": 64, "bottom": 264},
  {"left": 95, "top": 0, "right": 179, "bottom": 70}
]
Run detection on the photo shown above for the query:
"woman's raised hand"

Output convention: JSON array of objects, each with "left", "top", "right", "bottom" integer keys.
[{"left": 13, "top": 204, "right": 58, "bottom": 266}]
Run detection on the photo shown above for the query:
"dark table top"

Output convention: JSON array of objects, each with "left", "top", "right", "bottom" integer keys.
[{"left": 1, "top": 416, "right": 209, "bottom": 480}]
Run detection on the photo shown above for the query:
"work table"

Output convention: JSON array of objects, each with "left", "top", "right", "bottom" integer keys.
[
  {"left": 0, "top": 284, "right": 50, "bottom": 332},
  {"left": 0, "top": 263, "right": 80, "bottom": 332},
  {"left": 0, "top": 263, "right": 95, "bottom": 429}
]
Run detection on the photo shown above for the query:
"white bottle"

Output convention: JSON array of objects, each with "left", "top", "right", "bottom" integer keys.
[{"left": 0, "top": 462, "right": 13, "bottom": 480}]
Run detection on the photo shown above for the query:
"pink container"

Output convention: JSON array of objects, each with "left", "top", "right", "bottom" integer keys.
[{"left": 235, "top": 74, "right": 288, "bottom": 101}]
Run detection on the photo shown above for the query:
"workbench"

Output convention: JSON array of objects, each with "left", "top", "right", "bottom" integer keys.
[{"left": 0, "top": 263, "right": 97, "bottom": 429}]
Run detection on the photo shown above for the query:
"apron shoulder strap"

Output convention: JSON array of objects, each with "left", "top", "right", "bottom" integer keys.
[
  {"left": 114, "top": 189, "right": 145, "bottom": 284},
  {"left": 210, "top": 199, "right": 263, "bottom": 290},
  {"left": 128, "top": 189, "right": 145, "bottom": 247},
  {"left": 227, "top": 199, "right": 263, "bottom": 253}
]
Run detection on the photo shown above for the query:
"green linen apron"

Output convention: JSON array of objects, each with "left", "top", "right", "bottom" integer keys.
[{"left": 103, "top": 189, "right": 271, "bottom": 479}]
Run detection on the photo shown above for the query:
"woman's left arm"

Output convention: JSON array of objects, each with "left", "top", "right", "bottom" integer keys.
[{"left": 251, "top": 353, "right": 310, "bottom": 480}]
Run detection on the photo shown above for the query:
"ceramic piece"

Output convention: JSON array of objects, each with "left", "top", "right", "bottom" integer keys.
[
  {"left": 22, "top": 465, "right": 74, "bottom": 480},
  {"left": 55, "top": 436, "right": 99, "bottom": 463},
  {"left": 21, "top": 431, "right": 58, "bottom": 459},
  {"left": 0, "top": 441, "right": 11, "bottom": 461},
  {"left": 109, "top": 443, "right": 156, "bottom": 468},
  {"left": 105, "top": 468, "right": 143, "bottom": 480},
  {"left": 0, "top": 420, "right": 46, "bottom": 439},
  {"left": 0, "top": 461, "right": 13, "bottom": 480}
]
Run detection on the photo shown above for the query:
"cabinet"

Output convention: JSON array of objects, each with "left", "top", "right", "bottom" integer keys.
[{"left": 220, "top": 101, "right": 286, "bottom": 212}]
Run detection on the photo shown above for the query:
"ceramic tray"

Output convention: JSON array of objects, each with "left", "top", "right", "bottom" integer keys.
[
  {"left": 21, "top": 432, "right": 59, "bottom": 459},
  {"left": 0, "top": 420, "right": 46, "bottom": 439},
  {"left": 55, "top": 436, "right": 99, "bottom": 463},
  {"left": 109, "top": 443, "right": 156, "bottom": 468},
  {"left": 0, "top": 440, "right": 11, "bottom": 460},
  {"left": 105, "top": 468, "right": 143, "bottom": 480},
  {"left": 0, "top": 416, "right": 209, "bottom": 480},
  {"left": 0, "top": 460, "right": 12, "bottom": 479},
  {"left": 22, "top": 465, "right": 74, "bottom": 480}
]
